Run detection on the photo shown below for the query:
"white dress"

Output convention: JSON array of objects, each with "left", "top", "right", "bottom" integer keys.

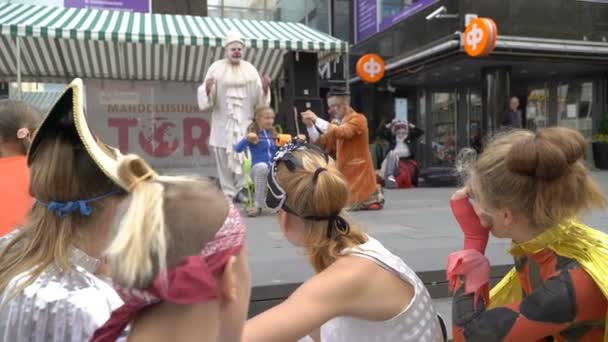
[
  {"left": 320, "top": 237, "right": 444, "bottom": 342},
  {"left": 0, "top": 231, "right": 124, "bottom": 342}
]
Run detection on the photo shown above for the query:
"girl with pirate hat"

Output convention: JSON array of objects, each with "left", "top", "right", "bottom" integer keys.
[
  {"left": 243, "top": 141, "right": 444, "bottom": 342},
  {"left": 0, "top": 79, "right": 127, "bottom": 341},
  {"left": 0, "top": 79, "right": 251, "bottom": 342}
]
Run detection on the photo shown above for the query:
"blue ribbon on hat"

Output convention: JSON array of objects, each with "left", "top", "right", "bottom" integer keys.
[{"left": 37, "top": 190, "right": 121, "bottom": 218}]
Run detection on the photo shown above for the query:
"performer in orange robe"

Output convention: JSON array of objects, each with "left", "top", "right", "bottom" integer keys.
[{"left": 302, "top": 89, "right": 383, "bottom": 210}]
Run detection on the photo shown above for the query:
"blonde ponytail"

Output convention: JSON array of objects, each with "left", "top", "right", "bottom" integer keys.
[
  {"left": 277, "top": 150, "right": 368, "bottom": 272},
  {"left": 105, "top": 155, "right": 167, "bottom": 289}
]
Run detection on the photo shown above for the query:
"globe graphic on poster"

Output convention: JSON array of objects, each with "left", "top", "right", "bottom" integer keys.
[{"left": 138, "top": 117, "right": 179, "bottom": 158}]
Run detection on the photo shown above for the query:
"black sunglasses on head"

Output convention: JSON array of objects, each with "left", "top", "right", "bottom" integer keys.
[
  {"left": 265, "top": 140, "right": 328, "bottom": 212},
  {"left": 265, "top": 140, "right": 351, "bottom": 238}
]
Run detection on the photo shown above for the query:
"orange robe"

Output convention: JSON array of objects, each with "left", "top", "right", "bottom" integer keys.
[
  {"left": 0, "top": 156, "right": 32, "bottom": 236},
  {"left": 317, "top": 108, "right": 377, "bottom": 206}
]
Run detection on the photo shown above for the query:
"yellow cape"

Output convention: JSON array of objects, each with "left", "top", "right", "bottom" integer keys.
[{"left": 489, "top": 219, "right": 608, "bottom": 341}]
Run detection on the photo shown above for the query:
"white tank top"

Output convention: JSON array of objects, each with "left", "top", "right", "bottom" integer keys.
[{"left": 320, "top": 237, "right": 444, "bottom": 342}]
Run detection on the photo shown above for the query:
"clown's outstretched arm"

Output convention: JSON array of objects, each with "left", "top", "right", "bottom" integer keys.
[
  {"left": 197, "top": 66, "right": 217, "bottom": 111},
  {"left": 255, "top": 75, "right": 271, "bottom": 107}
]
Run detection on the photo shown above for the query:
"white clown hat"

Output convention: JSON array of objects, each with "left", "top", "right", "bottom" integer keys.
[{"left": 224, "top": 30, "right": 245, "bottom": 47}]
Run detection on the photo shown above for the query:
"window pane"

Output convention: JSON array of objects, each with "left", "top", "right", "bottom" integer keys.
[
  {"left": 526, "top": 85, "right": 549, "bottom": 131},
  {"left": 274, "top": 0, "right": 308, "bottom": 23},
  {"left": 467, "top": 90, "right": 482, "bottom": 153},
  {"left": 379, "top": 0, "right": 415, "bottom": 21},
  {"left": 417, "top": 90, "right": 427, "bottom": 166},
  {"left": 334, "top": 0, "right": 351, "bottom": 42},
  {"left": 221, "top": 7, "right": 267, "bottom": 20},
  {"left": 558, "top": 81, "right": 593, "bottom": 140},
  {"left": 223, "top": 0, "right": 254, "bottom": 7},
  {"left": 430, "top": 91, "right": 457, "bottom": 166},
  {"left": 308, "top": 0, "right": 329, "bottom": 33}
]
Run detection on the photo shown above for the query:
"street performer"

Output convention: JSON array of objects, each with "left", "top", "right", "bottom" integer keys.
[
  {"left": 302, "top": 88, "right": 383, "bottom": 211},
  {"left": 198, "top": 30, "right": 271, "bottom": 202},
  {"left": 447, "top": 127, "right": 608, "bottom": 341}
]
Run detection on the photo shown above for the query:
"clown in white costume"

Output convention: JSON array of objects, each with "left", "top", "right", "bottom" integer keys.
[{"left": 197, "top": 31, "right": 271, "bottom": 199}]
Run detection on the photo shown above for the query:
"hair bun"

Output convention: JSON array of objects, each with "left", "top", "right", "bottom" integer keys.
[
  {"left": 505, "top": 127, "right": 586, "bottom": 181},
  {"left": 539, "top": 127, "right": 587, "bottom": 164},
  {"left": 117, "top": 155, "right": 158, "bottom": 191}
]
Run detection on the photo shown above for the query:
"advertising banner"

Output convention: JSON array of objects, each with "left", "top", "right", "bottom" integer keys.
[
  {"left": 64, "top": 0, "right": 150, "bottom": 12},
  {"left": 85, "top": 80, "right": 215, "bottom": 174},
  {"left": 356, "top": 0, "right": 440, "bottom": 43},
  {"left": 378, "top": 0, "right": 440, "bottom": 31},
  {"left": 355, "top": 0, "right": 378, "bottom": 44}
]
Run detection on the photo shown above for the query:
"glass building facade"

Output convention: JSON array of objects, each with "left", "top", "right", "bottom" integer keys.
[
  {"left": 350, "top": 0, "right": 608, "bottom": 168},
  {"left": 206, "top": 0, "right": 353, "bottom": 42}
]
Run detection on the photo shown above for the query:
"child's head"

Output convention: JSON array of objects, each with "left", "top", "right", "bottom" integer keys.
[
  {"left": 253, "top": 106, "right": 275, "bottom": 130},
  {"left": 103, "top": 155, "right": 250, "bottom": 341},
  {"left": 0, "top": 100, "right": 41, "bottom": 157},
  {"left": 266, "top": 143, "right": 367, "bottom": 272},
  {"left": 467, "top": 127, "right": 606, "bottom": 239}
]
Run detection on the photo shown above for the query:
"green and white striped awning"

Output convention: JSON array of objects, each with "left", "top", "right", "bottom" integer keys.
[{"left": 0, "top": 2, "right": 348, "bottom": 82}]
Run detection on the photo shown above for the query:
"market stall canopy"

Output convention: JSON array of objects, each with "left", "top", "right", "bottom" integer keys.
[{"left": 0, "top": 2, "right": 348, "bottom": 82}]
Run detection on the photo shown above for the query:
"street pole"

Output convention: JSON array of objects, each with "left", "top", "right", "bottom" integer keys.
[
  {"left": 344, "top": 51, "right": 349, "bottom": 93},
  {"left": 16, "top": 36, "right": 21, "bottom": 100}
]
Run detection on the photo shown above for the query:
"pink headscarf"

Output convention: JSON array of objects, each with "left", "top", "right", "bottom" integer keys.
[{"left": 92, "top": 200, "right": 246, "bottom": 342}]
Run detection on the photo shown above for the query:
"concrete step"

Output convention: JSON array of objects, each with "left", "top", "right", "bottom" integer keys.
[{"left": 248, "top": 265, "right": 512, "bottom": 341}]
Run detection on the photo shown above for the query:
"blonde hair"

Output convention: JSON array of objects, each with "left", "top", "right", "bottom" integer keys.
[
  {"left": 0, "top": 135, "right": 123, "bottom": 297},
  {"left": 276, "top": 149, "right": 367, "bottom": 273},
  {"left": 247, "top": 106, "right": 277, "bottom": 137},
  {"left": 0, "top": 100, "right": 41, "bottom": 155},
  {"left": 106, "top": 155, "right": 229, "bottom": 289},
  {"left": 469, "top": 127, "right": 606, "bottom": 229}
]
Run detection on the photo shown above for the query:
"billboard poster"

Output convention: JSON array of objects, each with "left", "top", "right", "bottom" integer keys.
[
  {"left": 85, "top": 80, "right": 216, "bottom": 174},
  {"left": 355, "top": 0, "right": 378, "bottom": 44},
  {"left": 64, "top": 0, "right": 151, "bottom": 13},
  {"left": 356, "top": 0, "right": 440, "bottom": 43}
]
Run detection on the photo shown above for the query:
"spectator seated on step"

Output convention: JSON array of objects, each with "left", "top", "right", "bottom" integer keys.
[{"left": 380, "top": 119, "right": 424, "bottom": 189}]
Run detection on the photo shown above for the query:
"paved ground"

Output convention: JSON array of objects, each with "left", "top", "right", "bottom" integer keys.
[
  {"left": 245, "top": 171, "right": 608, "bottom": 288},
  {"left": 244, "top": 172, "right": 608, "bottom": 338}
]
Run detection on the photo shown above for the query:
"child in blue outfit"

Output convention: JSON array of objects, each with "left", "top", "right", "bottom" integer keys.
[{"left": 235, "top": 106, "right": 279, "bottom": 217}]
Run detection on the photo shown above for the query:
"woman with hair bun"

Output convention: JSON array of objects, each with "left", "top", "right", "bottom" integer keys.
[{"left": 447, "top": 127, "right": 608, "bottom": 341}]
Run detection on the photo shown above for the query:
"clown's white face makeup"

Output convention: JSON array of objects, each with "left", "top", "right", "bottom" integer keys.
[
  {"left": 395, "top": 128, "right": 408, "bottom": 141},
  {"left": 327, "top": 96, "right": 349, "bottom": 119},
  {"left": 226, "top": 42, "right": 244, "bottom": 65}
]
